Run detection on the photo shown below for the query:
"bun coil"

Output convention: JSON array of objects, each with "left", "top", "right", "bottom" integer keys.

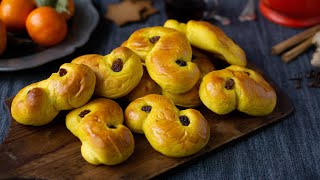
[
  {"left": 162, "top": 48, "right": 215, "bottom": 107},
  {"left": 124, "top": 94, "right": 210, "bottom": 157},
  {"left": 11, "top": 63, "right": 96, "bottom": 126},
  {"left": 66, "top": 98, "right": 135, "bottom": 165},
  {"left": 199, "top": 65, "right": 277, "bottom": 116},
  {"left": 72, "top": 47, "right": 143, "bottom": 99},
  {"left": 124, "top": 26, "right": 200, "bottom": 94},
  {"left": 164, "top": 19, "right": 247, "bottom": 66}
]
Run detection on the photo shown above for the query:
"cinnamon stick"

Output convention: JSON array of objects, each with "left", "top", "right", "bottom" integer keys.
[
  {"left": 272, "top": 24, "right": 320, "bottom": 55},
  {"left": 281, "top": 36, "right": 314, "bottom": 63}
]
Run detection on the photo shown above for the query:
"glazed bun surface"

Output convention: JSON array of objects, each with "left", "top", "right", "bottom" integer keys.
[
  {"left": 66, "top": 98, "right": 134, "bottom": 165},
  {"left": 11, "top": 63, "right": 96, "bottom": 126},
  {"left": 199, "top": 65, "right": 277, "bottom": 116},
  {"left": 124, "top": 26, "right": 200, "bottom": 94},
  {"left": 164, "top": 19, "right": 247, "bottom": 66},
  {"left": 162, "top": 48, "right": 215, "bottom": 107},
  {"left": 125, "top": 94, "right": 210, "bottom": 157},
  {"left": 72, "top": 47, "right": 143, "bottom": 99}
]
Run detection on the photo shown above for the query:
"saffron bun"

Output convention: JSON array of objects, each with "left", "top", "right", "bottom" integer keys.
[
  {"left": 199, "top": 65, "right": 277, "bottom": 116},
  {"left": 123, "top": 26, "right": 200, "bottom": 94},
  {"left": 124, "top": 94, "right": 210, "bottom": 157},
  {"left": 66, "top": 98, "right": 134, "bottom": 165},
  {"left": 162, "top": 48, "right": 215, "bottom": 107},
  {"left": 11, "top": 63, "right": 96, "bottom": 126},
  {"left": 164, "top": 19, "right": 247, "bottom": 66},
  {"left": 71, "top": 47, "right": 143, "bottom": 99},
  {"left": 125, "top": 66, "right": 161, "bottom": 102}
]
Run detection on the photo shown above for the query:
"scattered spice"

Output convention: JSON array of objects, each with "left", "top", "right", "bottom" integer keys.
[
  {"left": 289, "top": 70, "right": 320, "bottom": 89},
  {"left": 294, "top": 80, "right": 302, "bottom": 89},
  {"left": 289, "top": 73, "right": 302, "bottom": 80},
  {"left": 305, "top": 70, "right": 315, "bottom": 79}
]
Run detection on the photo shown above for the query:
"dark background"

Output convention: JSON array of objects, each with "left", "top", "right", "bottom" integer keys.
[{"left": 1, "top": 0, "right": 320, "bottom": 179}]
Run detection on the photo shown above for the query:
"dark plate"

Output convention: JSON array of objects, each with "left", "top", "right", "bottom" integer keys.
[{"left": 0, "top": 0, "right": 99, "bottom": 71}]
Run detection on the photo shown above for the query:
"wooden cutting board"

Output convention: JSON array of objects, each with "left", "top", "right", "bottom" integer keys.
[{"left": 0, "top": 72, "right": 293, "bottom": 179}]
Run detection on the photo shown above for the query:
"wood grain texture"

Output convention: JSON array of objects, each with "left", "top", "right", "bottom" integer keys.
[{"left": 0, "top": 74, "right": 293, "bottom": 179}]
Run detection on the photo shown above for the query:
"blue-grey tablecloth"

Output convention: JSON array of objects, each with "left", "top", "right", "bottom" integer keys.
[{"left": 1, "top": 0, "right": 320, "bottom": 179}]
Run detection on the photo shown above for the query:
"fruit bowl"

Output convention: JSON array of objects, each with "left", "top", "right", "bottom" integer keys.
[{"left": 0, "top": 0, "right": 99, "bottom": 71}]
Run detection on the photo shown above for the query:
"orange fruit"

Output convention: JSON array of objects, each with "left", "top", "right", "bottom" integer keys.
[
  {"left": 0, "top": 19, "right": 6, "bottom": 55},
  {"left": 60, "top": 0, "right": 75, "bottom": 21},
  {"left": 26, "top": 6, "right": 67, "bottom": 47},
  {"left": 0, "top": 0, "right": 36, "bottom": 32}
]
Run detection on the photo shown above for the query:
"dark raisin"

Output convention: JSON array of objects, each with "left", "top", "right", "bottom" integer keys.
[
  {"left": 225, "top": 79, "right": 235, "bottom": 90},
  {"left": 176, "top": 60, "right": 187, "bottom": 66},
  {"left": 111, "top": 58, "right": 123, "bottom": 72},
  {"left": 59, "top": 68, "right": 67, "bottom": 77},
  {"left": 244, "top": 71, "right": 250, "bottom": 76},
  {"left": 149, "top": 36, "right": 160, "bottom": 44},
  {"left": 179, "top": 115, "right": 190, "bottom": 126},
  {"left": 107, "top": 123, "right": 116, "bottom": 129},
  {"left": 79, "top": 110, "right": 91, "bottom": 118},
  {"left": 141, "top": 105, "right": 152, "bottom": 113}
]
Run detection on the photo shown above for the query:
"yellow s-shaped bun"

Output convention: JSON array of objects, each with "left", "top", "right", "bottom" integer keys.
[
  {"left": 125, "top": 94, "right": 210, "bottom": 157},
  {"left": 124, "top": 26, "right": 200, "bottom": 94},
  {"left": 11, "top": 63, "right": 96, "bottom": 126},
  {"left": 164, "top": 19, "right": 247, "bottom": 66},
  {"left": 66, "top": 98, "right": 134, "bottom": 165},
  {"left": 72, "top": 47, "right": 143, "bottom": 99},
  {"left": 162, "top": 48, "right": 215, "bottom": 107},
  {"left": 199, "top": 65, "right": 277, "bottom": 116}
]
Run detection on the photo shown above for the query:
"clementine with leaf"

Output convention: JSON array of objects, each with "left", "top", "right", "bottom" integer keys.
[
  {"left": 0, "top": 19, "right": 6, "bottom": 55},
  {"left": 35, "top": 0, "right": 75, "bottom": 21},
  {"left": 59, "top": 0, "right": 75, "bottom": 21},
  {"left": 0, "top": 0, "right": 36, "bottom": 32},
  {"left": 26, "top": 6, "right": 67, "bottom": 47}
]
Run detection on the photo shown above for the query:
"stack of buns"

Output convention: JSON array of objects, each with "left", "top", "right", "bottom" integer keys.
[{"left": 11, "top": 19, "right": 277, "bottom": 165}]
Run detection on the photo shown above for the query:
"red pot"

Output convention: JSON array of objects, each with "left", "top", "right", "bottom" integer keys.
[{"left": 259, "top": 0, "right": 320, "bottom": 28}]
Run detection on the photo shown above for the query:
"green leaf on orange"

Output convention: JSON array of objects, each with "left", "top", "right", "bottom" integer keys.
[{"left": 35, "top": 0, "right": 70, "bottom": 14}]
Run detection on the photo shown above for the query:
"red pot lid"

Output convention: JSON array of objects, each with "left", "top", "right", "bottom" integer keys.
[{"left": 259, "top": 1, "right": 320, "bottom": 28}]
